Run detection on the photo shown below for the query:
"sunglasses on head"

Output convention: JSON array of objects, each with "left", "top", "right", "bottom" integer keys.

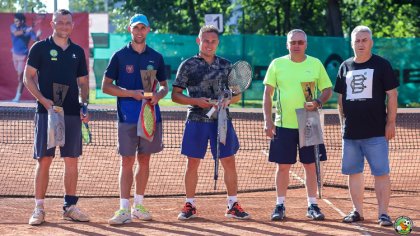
[{"left": 289, "top": 40, "right": 306, "bottom": 45}]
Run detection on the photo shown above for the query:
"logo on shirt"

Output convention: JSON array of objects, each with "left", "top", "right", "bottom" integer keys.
[
  {"left": 126, "top": 65, "right": 134, "bottom": 74},
  {"left": 345, "top": 69, "right": 373, "bottom": 100},
  {"left": 72, "top": 53, "right": 77, "bottom": 59},
  {"left": 350, "top": 74, "right": 367, "bottom": 94},
  {"left": 50, "top": 49, "right": 58, "bottom": 61}
]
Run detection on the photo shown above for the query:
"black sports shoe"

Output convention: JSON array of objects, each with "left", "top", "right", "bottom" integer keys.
[
  {"left": 271, "top": 204, "right": 286, "bottom": 221},
  {"left": 177, "top": 202, "right": 197, "bottom": 220},
  {"left": 225, "top": 202, "right": 250, "bottom": 219},
  {"left": 378, "top": 214, "right": 393, "bottom": 227},
  {"left": 343, "top": 210, "right": 364, "bottom": 223},
  {"left": 306, "top": 204, "right": 325, "bottom": 220}
]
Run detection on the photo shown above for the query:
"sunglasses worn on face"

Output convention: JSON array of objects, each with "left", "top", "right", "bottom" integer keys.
[{"left": 289, "top": 40, "right": 306, "bottom": 45}]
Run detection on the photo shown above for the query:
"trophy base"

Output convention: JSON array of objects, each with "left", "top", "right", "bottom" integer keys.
[{"left": 143, "top": 92, "right": 153, "bottom": 98}]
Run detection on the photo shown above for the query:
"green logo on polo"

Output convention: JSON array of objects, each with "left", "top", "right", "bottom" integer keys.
[
  {"left": 394, "top": 216, "right": 414, "bottom": 235},
  {"left": 50, "top": 49, "right": 58, "bottom": 57},
  {"left": 147, "top": 65, "right": 154, "bottom": 70}
]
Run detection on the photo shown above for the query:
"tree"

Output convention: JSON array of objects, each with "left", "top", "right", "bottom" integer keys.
[
  {"left": 342, "top": 0, "right": 419, "bottom": 37},
  {"left": 327, "top": 0, "right": 343, "bottom": 36},
  {"left": 70, "top": 0, "right": 109, "bottom": 13},
  {"left": 105, "top": 0, "right": 418, "bottom": 37},
  {"left": 0, "top": 0, "right": 45, "bottom": 13},
  {"left": 109, "top": 0, "right": 232, "bottom": 34}
]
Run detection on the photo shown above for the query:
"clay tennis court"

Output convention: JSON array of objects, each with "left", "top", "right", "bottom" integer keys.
[{"left": 0, "top": 103, "right": 419, "bottom": 235}]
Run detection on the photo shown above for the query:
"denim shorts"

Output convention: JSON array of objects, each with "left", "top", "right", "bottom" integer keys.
[
  {"left": 181, "top": 120, "right": 239, "bottom": 159},
  {"left": 342, "top": 136, "right": 389, "bottom": 176},
  {"left": 268, "top": 127, "right": 327, "bottom": 164}
]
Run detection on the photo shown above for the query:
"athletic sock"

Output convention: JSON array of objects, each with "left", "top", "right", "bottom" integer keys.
[
  {"left": 120, "top": 198, "right": 130, "bottom": 210},
  {"left": 35, "top": 199, "right": 44, "bottom": 208},
  {"left": 186, "top": 198, "right": 195, "bottom": 206},
  {"left": 308, "top": 197, "right": 317, "bottom": 206},
  {"left": 276, "top": 196, "right": 285, "bottom": 205},
  {"left": 227, "top": 196, "right": 238, "bottom": 209},
  {"left": 134, "top": 194, "right": 144, "bottom": 206}
]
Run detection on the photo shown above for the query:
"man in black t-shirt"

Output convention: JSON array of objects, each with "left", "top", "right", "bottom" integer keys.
[
  {"left": 334, "top": 26, "right": 399, "bottom": 227},
  {"left": 23, "top": 9, "right": 90, "bottom": 226}
]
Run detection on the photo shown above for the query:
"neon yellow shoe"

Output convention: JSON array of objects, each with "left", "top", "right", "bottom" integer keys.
[
  {"left": 131, "top": 204, "right": 152, "bottom": 221},
  {"left": 109, "top": 209, "right": 132, "bottom": 225}
]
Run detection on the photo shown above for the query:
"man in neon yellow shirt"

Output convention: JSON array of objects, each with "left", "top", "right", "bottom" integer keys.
[{"left": 263, "top": 29, "right": 332, "bottom": 221}]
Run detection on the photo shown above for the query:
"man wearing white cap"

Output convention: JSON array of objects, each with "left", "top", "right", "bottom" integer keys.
[{"left": 102, "top": 14, "right": 168, "bottom": 225}]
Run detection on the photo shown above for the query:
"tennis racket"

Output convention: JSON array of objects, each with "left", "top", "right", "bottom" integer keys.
[
  {"left": 213, "top": 61, "right": 252, "bottom": 190},
  {"left": 301, "top": 83, "right": 323, "bottom": 199},
  {"left": 207, "top": 61, "right": 253, "bottom": 118},
  {"left": 138, "top": 79, "right": 158, "bottom": 142},
  {"left": 81, "top": 105, "right": 91, "bottom": 144}
]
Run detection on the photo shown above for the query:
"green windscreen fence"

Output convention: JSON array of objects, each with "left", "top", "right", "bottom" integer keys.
[{"left": 92, "top": 33, "right": 420, "bottom": 105}]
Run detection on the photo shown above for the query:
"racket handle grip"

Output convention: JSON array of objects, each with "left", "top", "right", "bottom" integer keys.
[
  {"left": 206, "top": 107, "right": 216, "bottom": 118},
  {"left": 81, "top": 104, "right": 88, "bottom": 116}
]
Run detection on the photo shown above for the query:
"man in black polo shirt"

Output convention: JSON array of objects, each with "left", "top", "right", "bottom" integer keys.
[{"left": 24, "top": 9, "right": 90, "bottom": 226}]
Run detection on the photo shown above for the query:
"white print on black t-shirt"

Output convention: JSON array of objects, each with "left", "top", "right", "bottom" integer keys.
[{"left": 345, "top": 68, "right": 373, "bottom": 100}]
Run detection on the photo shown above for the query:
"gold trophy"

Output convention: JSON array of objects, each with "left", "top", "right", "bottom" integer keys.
[
  {"left": 301, "top": 81, "right": 315, "bottom": 107},
  {"left": 141, "top": 70, "right": 157, "bottom": 98}
]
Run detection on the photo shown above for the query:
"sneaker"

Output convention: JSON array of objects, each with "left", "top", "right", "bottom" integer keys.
[
  {"left": 109, "top": 209, "right": 132, "bottom": 225},
  {"left": 178, "top": 202, "right": 197, "bottom": 220},
  {"left": 343, "top": 210, "right": 364, "bottom": 223},
  {"left": 29, "top": 207, "right": 45, "bottom": 225},
  {"left": 306, "top": 204, "right": 325, "bottom": 220},
  {"left": 131, "top": 204, "right": 152, "bottom": 221},
  {"left": 63, "top": 205, "right": 90, "bottom": 222},
  {"left": 225, "top": 202, "right": 250, "bottom": 219},
  {"left": 378, "top": 214, "right": 393, "bottom": 227},
  {"left": 271, "top": 204, "right": 286, "bottom": 221}
]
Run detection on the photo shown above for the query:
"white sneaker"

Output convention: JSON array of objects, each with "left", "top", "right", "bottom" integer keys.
[
  {"left": 63, "top": 205, "right": 90, "bottom": 222},
  {"left": 29, "top": 207, "right": 45, "bottom": 225},
  {"left": 131, "top": 204, "right": 152, "bottom": 221},
  {"left": 109, "top": 209, "right": 132, "bottom": 225}
]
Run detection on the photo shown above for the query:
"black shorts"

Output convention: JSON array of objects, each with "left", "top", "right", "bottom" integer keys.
[
  {"left": 33, "top": 113, "right": 82, "bottom": 159},
  {"left": 268, "top": 127, "right": 327, "bottom": 164}
]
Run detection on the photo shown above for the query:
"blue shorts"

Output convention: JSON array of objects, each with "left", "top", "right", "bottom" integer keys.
[
  {"left": 181, "top": 120, "right": 239, "bottom": 159},
  {"left": 268, "top": 127, "right": 327, "bottom": 164},
  {"left": 33, "top": 113, "right": 82, "bottom": 159},
  {"left": 342, "top": 137, "right": 389, "bottom": 176}
]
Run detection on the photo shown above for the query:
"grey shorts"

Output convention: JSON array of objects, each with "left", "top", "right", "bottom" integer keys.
[
  {"left": 33, "top": 113, "right": 82, "bottom": 159},
  {"left": 117, "top": 122, "right": 164, "bottom": 156}
]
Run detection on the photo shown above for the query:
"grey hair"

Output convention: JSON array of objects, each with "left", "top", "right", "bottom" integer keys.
[
  {"left": 287, "top": 29, "right": 307, "bottom": 41},
  {"left": 351, "top": 25, "right": 372, "bottom": 41}
]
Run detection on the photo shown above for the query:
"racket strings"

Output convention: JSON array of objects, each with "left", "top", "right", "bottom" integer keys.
[
  {"left": 143, "top": 104, "right": 155, "bottom": 136},
  {"left": 228, "top": 61, "right": 252, "bottom": 94}
]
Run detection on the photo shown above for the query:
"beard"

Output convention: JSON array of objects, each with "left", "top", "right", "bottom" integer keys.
[{"left": 133, "top": 37, "right": 145, "bottom": 45}]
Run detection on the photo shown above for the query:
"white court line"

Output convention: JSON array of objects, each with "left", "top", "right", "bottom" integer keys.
[{"left": 261, "top": 149, "right": 372, "bottom": 236}]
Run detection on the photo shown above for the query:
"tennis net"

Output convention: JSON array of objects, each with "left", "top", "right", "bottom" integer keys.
[{"left": 1, "top": 103, "right": 419, "bottom": 197}]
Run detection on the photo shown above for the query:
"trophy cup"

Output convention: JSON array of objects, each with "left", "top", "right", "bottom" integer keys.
[{"left": 141, "top": 70, "right": 157, "bottom": 98}]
